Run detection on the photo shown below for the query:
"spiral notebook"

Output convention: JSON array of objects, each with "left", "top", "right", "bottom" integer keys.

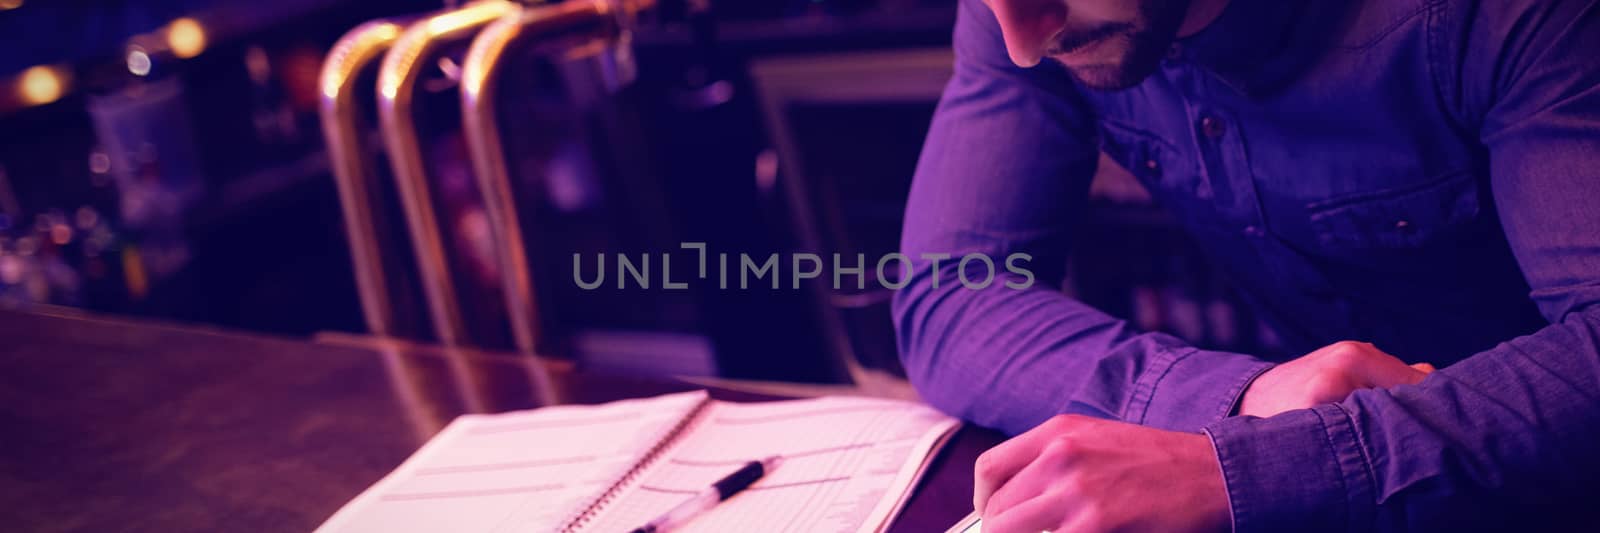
[{"left": 316, "top": 390, "right": 960, "bottom": 533}]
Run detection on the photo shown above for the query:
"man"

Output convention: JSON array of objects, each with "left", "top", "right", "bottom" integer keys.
[{"left": 894, "top": 0, "right": 1600, "bottom": 531}]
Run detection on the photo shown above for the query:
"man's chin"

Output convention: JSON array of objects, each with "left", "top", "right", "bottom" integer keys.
[
  {"left": 1061, "top": 63, "right": 1150, "bottom": 91},
  {"left": 1052, "top": 36, "right": 1170, "bottom": 91}
]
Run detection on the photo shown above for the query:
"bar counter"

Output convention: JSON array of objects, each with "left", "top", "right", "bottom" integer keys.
[{"left": 0, "top": 307, "right": 1000, "bottom": 532}]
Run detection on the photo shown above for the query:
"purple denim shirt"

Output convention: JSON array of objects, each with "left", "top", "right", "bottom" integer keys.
[{"left": 895, "top": 0, "right": 1600, "bottom": 530}]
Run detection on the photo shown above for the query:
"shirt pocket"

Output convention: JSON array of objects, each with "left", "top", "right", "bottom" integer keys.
[
  {"left": 1305, "top": 169, "right": 1481, "bottom": 257},
  {"left": 1097, "top": 118, "right": 1203, "bottom": 200}
]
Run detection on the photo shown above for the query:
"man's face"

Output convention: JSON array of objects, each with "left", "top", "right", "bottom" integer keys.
[{"left": 984, "top": 0, "right": 1193, "bottom": 90}]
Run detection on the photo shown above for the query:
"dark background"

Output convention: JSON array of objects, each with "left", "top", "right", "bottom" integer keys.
[{"left": 0, "top": 0, "right": 1280, "bottom": 384}]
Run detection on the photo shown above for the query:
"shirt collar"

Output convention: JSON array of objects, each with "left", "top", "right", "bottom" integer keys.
[{"left": 1179, "top": 0, "right": 1350, "bottom": 97}]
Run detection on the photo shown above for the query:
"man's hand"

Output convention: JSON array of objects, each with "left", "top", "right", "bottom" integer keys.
[
  {"left": 1239, "top": 340, "right": 1435, "bottom": 418},
  {"left": 973, "top": 415, "right": 1229, "bottom": 533}
]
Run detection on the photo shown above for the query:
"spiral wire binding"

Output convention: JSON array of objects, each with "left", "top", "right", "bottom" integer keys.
[{"left": 560, "top": 394, "right": 714, "bottom": 532}]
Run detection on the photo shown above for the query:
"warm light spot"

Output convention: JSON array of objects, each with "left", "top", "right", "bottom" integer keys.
[
  {"left": 369, "top": 23, "right": 401, "bottom": 42},
  {"left": 424, "top": 10, "right": 478, "bottom": 36},
  {"left": 423, "top": 2, "right": 514, "bottom": 39},
  {"left": 17, "top": 65, "right": 64, "bottom": 106},
  {"left": 50, "top": 224, "right": 71, "bottom": 245},
  {"left": 384, "top": 3, "right": 512, "bottom": 99},
  {"left": 0, "top": 0, "right": 22, "bottom": 11},
  {"left": 322, "top": 23, "right": 402, "bottom": 99},
  {"left": 123, "top": 246, "right": 149, "bottom": 300},
  {"left": 167, "top": 18, "right": 207, "bottom": 59},
  {"left": 378, "top": 74, "right": 400, "bottom": 100}
]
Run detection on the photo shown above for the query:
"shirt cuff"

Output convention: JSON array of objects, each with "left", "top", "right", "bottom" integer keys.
[
  {"left": 1126, "top": 347, "right": 1274, "bottom": 431},
  {"left": 1203, "top": 404, "right": 1377, "bottom": 533}
]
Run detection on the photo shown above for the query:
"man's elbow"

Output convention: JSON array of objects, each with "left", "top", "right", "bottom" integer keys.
[
  {"left": 891, "top": 270, "right": 978, "bottom": 419},
  {"left": 891, "top": 268, "right": 935, "bottom": 377}
]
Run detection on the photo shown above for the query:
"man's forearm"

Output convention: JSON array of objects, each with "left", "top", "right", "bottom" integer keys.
[
  {"left": 892, "top": 259, "right": 1272, "bottom": 435},
  {"left": 1205, "top": 305, "right": 1600, "bottom": 532},
  {"left": 898, "top": 0, "right": 1268, "bottom": 439}
]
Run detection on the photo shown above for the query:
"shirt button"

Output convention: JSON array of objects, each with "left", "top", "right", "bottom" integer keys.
[
  {"left": 1243, "top": 225, "right": 1264, "bottom": 237},
  {"left": 1144, "top": 158, "right": 1161, "bottom": 174},
  {"left": 1200, "top": 115, "right": 1226, "bottom": 138}
]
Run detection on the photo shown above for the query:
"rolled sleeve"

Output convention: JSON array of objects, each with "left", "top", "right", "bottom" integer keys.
[
  {"left": 1204, "top": 405, "right": 1377, "bottom": 533},
  {"left": 1133, "top": 348, "right": 1274, "bottom": 430}
]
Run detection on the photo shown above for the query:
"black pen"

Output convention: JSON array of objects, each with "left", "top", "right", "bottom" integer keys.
[{"left": 629, "top": 456, "right": 783, "bottom": 533}]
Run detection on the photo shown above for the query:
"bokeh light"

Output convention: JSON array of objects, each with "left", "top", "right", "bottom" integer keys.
[
  {"left": 17, "top": 65, "right": 64, "bottom": 106},
  {"left": 167, "top": 18, "right": 207, "bottom": 59}
]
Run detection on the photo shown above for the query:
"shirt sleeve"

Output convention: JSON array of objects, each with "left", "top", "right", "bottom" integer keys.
[
  {"left": 893, "top": 0, "right": 1273, "bottom": 437},
  {"left": 1204, "top": 1, "right": 1600, "bottom": 530}
]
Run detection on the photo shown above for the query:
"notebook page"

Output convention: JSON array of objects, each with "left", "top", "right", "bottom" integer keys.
[
  {"left": 316, "top": 390, "right": 708, "bottom": 533},
  {"left": 581, "top": 396, "right": 959, "bottom": 533}
]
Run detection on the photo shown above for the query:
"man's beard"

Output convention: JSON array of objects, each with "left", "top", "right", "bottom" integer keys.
[{"left": 1048, "top": 0, "right": 1191, "bottom": 91}]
